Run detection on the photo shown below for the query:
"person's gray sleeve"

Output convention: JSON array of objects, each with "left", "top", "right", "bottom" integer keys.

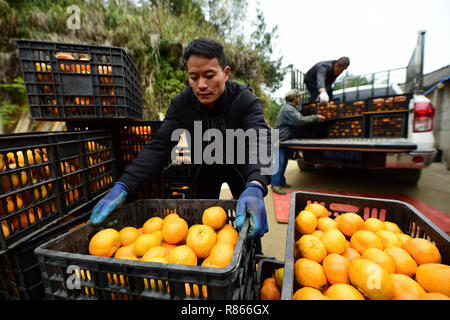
[
  {"left": 283, "top": 106, "right": 318, "bottom": 128},
  {"left": 316, "top": 65, "right": 328, "bottom": 89}
]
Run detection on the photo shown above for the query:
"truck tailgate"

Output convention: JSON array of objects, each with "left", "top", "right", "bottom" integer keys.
[{"left": 280, "top": 138, "right": 417, "bottom": 152}]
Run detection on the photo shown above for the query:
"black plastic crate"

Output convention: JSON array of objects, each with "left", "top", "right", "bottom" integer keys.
[
  {"left": 0, "top": 130, "right": 115, "bottom": 253},
  {"left": 369, "top": 113, "right": 407, "bottom": 138},
  {"left": 281, "top": 191, "right": 450, "bottom": 300},
  {"left": 301, "top": 101, "right": 339, "bottom": 119},
  {"left": 256, "top": 257, "right": 283, "bottom": 300},
  {"left": 339, "top": 100, "right": 366, "bottom": 117},
  {"left": 0, "top": 207, "right": 91, "bottom": 300},
  {"left": 66, "top": 121, "right": 165, "bottom": 200},
  {"left": 35, "top": 199, "right": 257, "bottom": 300},
  {"left": 367, "top": 94, "right": 412, "bottom": 113},
  {"left": 17, "top": 39, "right": 142, "bottom": 121},
  {"left": 327, "top": 116, "right": 364, "bottom": 138}
]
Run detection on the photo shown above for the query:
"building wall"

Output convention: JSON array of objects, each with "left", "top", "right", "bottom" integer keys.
[{"left": 427, "top": 81, "right": 450, "bottom": 159}]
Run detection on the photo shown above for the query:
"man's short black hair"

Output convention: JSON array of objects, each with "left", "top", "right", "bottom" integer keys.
[
  {"left": 184, "top": 38, "right": 227, "bottom": 69},
  {"left": 336, "top": 56, "right": 350, "bottom": 67}
]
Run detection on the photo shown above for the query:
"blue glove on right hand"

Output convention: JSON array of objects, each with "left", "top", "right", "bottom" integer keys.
[{"left": 89, "top": 182, "right": 129, "bottom": 225}]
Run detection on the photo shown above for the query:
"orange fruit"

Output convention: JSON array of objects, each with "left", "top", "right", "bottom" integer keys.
[
  {"left": 202, "top": 206, "right": 227, "bottom": 230},
  {"left": 143, "top": 216, "right": 164, "bottom": 234},
  {"left": 375, "top": 230, "right": 403, "bottom": 248},
  {"left": 201, "top": 256, "right": 219, "bottom": 268},
  {"left": 317, "top": 217, "right": 338, "bottom": 231},
  {"left": 350, "top": 230, "right": 383, "bottom": 254},
  {"left": 185, "top": 283, "right": 208, "bottom": 298},
  {"left": 390, "top": 273, "right": 426, "bottom": 300},
  {"left": 114, "top": 244, "right": 138, "bottom": 260},
  {"left": 163, "top": 213, "right": 180, "bottom": 225},
  {"left": 134, "top": 232, "right": 162, "bottom": 257},
  {"left": 323, "top": 253, "right": 350, "bottom": 284},
  {"left": 118, "top": 226, "right": 139, "bottom": 247},
  {"left": 162, "top": 217, "right": 188, "bottom": 244},
  {"left": 396, "top": 233, "right": 412, "bottom": 245},
  {"left": 348, "top": 258, "right": 394, "bottom": 300},
  {"left": 415, "top": 263, "right": 450, "bottom": 296},
  {"left": 363, "top": 217, "right": 386, "bottom": 233},
  {"left": 335, "top": 213, "right": 364, "bottom": 237},
  {"left": 161, "top": 241, "right": 178, "bottom": 253},
  {"left": 423, "top": 292, "right": 450, "bottom": 300},
  {"left": 321, "top": 229, "right": 347, "bottom": 254},
  {"left": 295, "top": 210, "right": 317, "bottom": 235},
  {"left": 296, "top": 234, "right": 327, "bottom": 263},
  {"left": 304, "top": 203, "right": 329, "bottom": 218},
  {"left": 141, "top": 256, "right": 168, "bottom": 263},
  {"left": 384, "top": 221, "right": 402, "bottom": 234},
  {"left": 262, "top": 277, "right": 276, "bottom": 287},
  {"left": 293, "top": 287, "right": 329, "bottom": 300},
  {"left": 362, "top": 248, "right": 396, "bottom": 273},
  {"left": 209, "top": 242, "right": 235, "bottom": 267},
  {"left": 341, "top": 247, "right": 361, "bottom": 262},
  {"left": 294, "top": 258, "right": 328, "bottom": 291},
  {"left": 89, "top": 228, "right": 121, "bottom": 257},
  {"left": 142, "top": 245, "right": 169, "bottom": 260},
  {"left": 167, "top": 245, "right": 197, "bottom": 266},
  {"left": 186, "top": 224, "right": 217, "bottom": 258},
  {"left": 311, "top": 230, "right": 324, "bottom": 239},
  {"left": 402, "top": 238, "right": 442, "bottom": 265},
  {"left": 216, "top": 224, "right": 239, "bottom": 246},
  {"left": 384, "top": 247, "right": 417, "bottom": 277},
  {"left": 323, "top": 283, "right": 365, "bottom": 300},
  {"left": 260, "top": 282, "right": 281, "bottom": 300}
]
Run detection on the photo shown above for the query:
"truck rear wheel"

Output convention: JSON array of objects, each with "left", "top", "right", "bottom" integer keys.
[
  {"left": 393, "top": 169, "right": 422, "bottom": 184},
  {"left": 297, "top": 159, "right": 314, "bottom": 172}
]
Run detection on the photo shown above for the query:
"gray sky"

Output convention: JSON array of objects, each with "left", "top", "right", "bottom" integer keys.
[{"left": 245, "top": 0, "right": 450, "bottom": 98}]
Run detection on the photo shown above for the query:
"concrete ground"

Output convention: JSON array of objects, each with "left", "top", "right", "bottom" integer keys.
[{"left": 220, "top": 161, "right": 450, "bottom": 261}]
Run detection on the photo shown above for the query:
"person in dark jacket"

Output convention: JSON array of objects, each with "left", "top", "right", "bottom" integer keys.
[
  {"left": 304, "top": 57, "right": 350, "bottom": 103},
  {"left": 89, "top": 38, "right": 272, "bottom": 245},
  {"left": 271, "top": 89, "right": 324, "bottom": 194}
]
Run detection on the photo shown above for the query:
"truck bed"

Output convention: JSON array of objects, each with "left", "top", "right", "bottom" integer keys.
[{"left": 281, "top": 138, "right": 417, "bottom": 152}]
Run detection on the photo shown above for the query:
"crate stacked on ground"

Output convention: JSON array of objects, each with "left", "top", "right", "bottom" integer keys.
[
  {"left": 17, "top": 39, "right": 143, "bottom": 121},
  {"left": 256, "top": 257, "right": 284, "bottom": 300},
  {"left": 281, "top": 191, "right": 450, "bottom": 300},
  {"left": 66, "top": 121, "right": 165, "bottom": 200},
  {"left": 0, "top": 207, "right": 91, "bottom": 300},
  {"left": 34, "top": 199, "right": 258, "bottom": 300},
  {"left": 0, "top": 130, "right": 115, "bottom": 253}
]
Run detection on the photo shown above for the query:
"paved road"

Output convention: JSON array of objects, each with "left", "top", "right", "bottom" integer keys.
[{"left": 222, "top": 161, "right": 450, "bottom": 261}]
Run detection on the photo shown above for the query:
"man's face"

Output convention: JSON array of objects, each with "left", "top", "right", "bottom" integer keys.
[
  {"left": 333, "top": 64, "right": 347, "bottom": 76},
  {"left": 187, "top": 54, "right": 230, "bottom": 109}
]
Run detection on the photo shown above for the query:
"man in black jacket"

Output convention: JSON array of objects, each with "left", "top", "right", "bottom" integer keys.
[
  {"left": 90, "top": 38, "right": 271, "bottom": 243},
  {"left": 304, "top": 57, "right": 350, "bottom": 103}
]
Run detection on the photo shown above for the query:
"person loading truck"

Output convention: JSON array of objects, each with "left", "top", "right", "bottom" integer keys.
[{"left": 304, "top": 57, "right": 350, "bottom": 103}]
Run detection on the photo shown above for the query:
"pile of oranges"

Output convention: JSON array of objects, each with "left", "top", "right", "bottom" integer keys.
[
  {"left": 289, "top": 203, "right": 449, "bottom": 300},
  {"left": 88, "top": 206, "right": 239, "bottom": 296}
]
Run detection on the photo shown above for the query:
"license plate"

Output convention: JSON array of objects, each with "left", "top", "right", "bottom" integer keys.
[{"left": 323, "top": 150, "right": 361, "bottom": 161}]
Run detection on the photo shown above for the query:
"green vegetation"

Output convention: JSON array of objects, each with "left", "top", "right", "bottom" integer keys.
[{"left": 0, "top": 0, "right": 284, "bottom": 124}]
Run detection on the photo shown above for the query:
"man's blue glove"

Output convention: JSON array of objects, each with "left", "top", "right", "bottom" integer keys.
[
  {"left": 89, "top": 182, "right": 129, "bottom": 225},
  {"left": 235, "top": 182, "right": 269, "bottom": 239}
]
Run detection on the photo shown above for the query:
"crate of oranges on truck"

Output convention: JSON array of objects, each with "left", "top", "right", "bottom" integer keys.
[
  {"left": 34, "top": 198, "right": 258, "bottom": 300},
  {"left": 284, "top": 31, "right": 436, "bottom": 184},
  {"left": 279, "top": 191, "right": 449, "bottom": 300}
]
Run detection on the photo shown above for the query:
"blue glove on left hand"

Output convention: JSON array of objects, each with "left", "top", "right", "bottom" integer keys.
[
  {"left": 235, "top": 182, "right": 269, "bottom": 239},
  {"left": 89, "top": 182, "right": 129, "bottom": 226}
]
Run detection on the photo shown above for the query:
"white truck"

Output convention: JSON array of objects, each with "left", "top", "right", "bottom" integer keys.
[{"left": 282, "top": 31, "right": 436, "bottom": 184}]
